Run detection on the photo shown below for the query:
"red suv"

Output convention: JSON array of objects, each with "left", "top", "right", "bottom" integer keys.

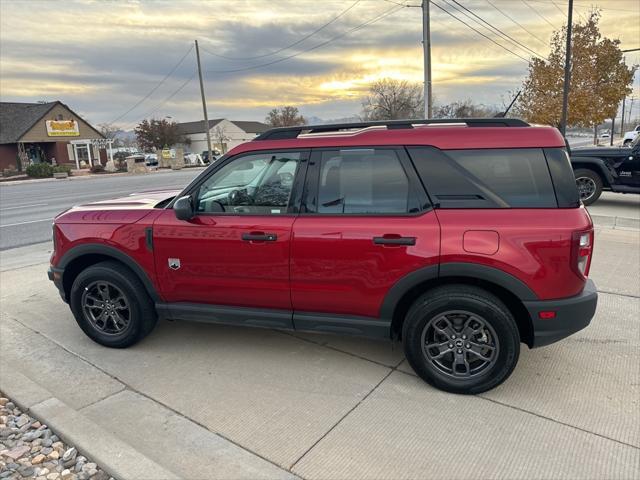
[{"left": 48, "top": 119, "right": 597, "bottom": 394}]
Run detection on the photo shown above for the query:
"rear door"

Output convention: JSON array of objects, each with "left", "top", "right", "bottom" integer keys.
[{"left": 290, "top": 147, "right": 440, "bottom": 332}]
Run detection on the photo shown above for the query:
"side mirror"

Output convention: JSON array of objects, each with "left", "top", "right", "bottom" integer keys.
[{"left": 173, "top": 195, "right": 194, "bottom": 221}]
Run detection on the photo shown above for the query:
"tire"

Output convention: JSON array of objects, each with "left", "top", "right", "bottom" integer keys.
[
  {"left": 69, "top": 261, "right": 157, "bottom": 348},
  {"left": 623, "top": 139, "right": 632, "bottom": 146},
  {"left": 402, "top": 285, "right": 520, "bottom": 394},
  {"left": 574, "top": 168, "right": 603, "bottom": 206}
]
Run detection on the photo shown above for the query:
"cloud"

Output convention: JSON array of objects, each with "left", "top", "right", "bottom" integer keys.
[{"left": 1, "top": 0, "right": 637, "bottom": 126}]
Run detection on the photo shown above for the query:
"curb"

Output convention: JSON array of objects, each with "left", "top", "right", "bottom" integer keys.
[
  {"left": 591, "top": 214, "right": 640, "bottom": 231},
  {"left": 1, "top": 369, "right": 179, "bottom": 480}
]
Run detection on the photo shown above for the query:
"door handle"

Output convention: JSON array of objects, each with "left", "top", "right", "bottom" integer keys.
[
  {"left": 373, "top": 235, "right": 416, "bottom": 246},
  {"left": 242, "top": 232, "right": 277, "bottom": 242}
]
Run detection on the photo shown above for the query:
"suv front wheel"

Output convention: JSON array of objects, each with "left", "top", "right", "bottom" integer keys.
[
  {"left": 402, "top": 285, "right": 520, "bottom": 394},
  {"left": 69, "top": 261, "right": 157, "bottom": 348}
]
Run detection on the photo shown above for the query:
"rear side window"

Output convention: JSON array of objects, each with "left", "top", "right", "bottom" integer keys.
[
  {"left": 310, "top": 148, "right": 421, "bottom": 214},
  {"left": 544, "top": 148, "right": 580, "bottom": 207},
  {"left": 408, "top": 147, "right": 557, "bottom": 208}
]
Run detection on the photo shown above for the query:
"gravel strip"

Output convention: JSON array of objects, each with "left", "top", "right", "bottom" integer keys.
[{"left": 0, "top": 395, "right": 115, "bottom": 480}]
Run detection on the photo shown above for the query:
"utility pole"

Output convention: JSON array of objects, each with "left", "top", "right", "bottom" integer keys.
[
  {"left": 617, "top": 48, "right": 639, "bottom": 138},
  {"left": 620, "top": 97, "right": 626, "bottom": 138},
  {"left": 559, "top": 0, "right": 573, "bottom": 136},
  {"left": 195, "top": 40, "right": 213, "bottom": 163},
  {"left": 609, "top": 117, "right": 615, "bottom": 146},
  {"left": 422, "top": 0, "right": 432, "bottom": 119}
]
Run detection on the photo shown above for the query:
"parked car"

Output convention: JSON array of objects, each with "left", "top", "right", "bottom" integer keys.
[
  {"left": 201, "top": 149, "right": 220, "bottom": 164},
  {"left": 570, "top": 134, "right": 640, "bottom": 205},
  {"left": 144, "top": 153, "right": 158, "bottom": 167},
  {"left": 184, "top": 153, "right": 205, "bottom": 166},
  {"left": 600, "top": 131, "right": 610, "bottom": 139},
  {"left": 622, "top": 125, "right": 640, "bottom": 146},
  {"left": 48, "top": 119, "right": 597, "bottom": 394}
]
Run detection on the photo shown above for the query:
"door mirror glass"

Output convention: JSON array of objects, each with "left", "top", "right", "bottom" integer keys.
[{"left": 173, "top": 195, "right": 194, "bottom": 221}]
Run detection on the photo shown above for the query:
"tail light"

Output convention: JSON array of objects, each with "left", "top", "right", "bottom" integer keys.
[{"left": 572, "top": 230, "right": 593, "bottom": 277}]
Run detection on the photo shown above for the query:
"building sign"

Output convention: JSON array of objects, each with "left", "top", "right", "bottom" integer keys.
[{"left": 46, "top": 119, "right": 80, "bottom": 137}]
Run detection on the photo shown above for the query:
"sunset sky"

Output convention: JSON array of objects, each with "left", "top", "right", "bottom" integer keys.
[{"left": 1, "top": 0, "right": 638, "bottom": 128}]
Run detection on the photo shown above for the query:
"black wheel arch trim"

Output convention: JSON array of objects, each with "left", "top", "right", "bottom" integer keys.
[
  {"left": 571, "top": 157, "right": 615, "bottom": 185},
  {"left": 380, "top": 262, "right": 537, "bottom": 322},
  {"left": 56, "top": 244, "right": 160, "bottom": 302}
]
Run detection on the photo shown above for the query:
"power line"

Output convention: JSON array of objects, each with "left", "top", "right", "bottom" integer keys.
[
  {"left": 507, "top": 0, "right": 639, "bottom": 13},
  {"left": 109, "top": 45, "right": 194, "bottom": 125},
  {"left": 200, "top": 0, "right": 361, "bottom": 61},
  {"left": 445, "top": 0, "right": 545, "bottom": 58},
  {"left": 429, "top": 0, "right": 530, "bottom": 63},
  {"left": 120, "top": 75, "right": 196, "bottom": 130},
  {"left": 205, "top": 4, "right": 406, "bottom": 74},
  {"left": 521, "top": 0, "right": 557, "bottom": 28},
  {"left": 485, "top": 0, "right": 548, "bottom": 47},
  {"left": 550, "top": 0, "right": 567, "bottom": 17}
]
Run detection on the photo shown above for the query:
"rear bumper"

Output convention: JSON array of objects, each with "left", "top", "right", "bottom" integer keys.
[
  {"left": 47, "top": 266, "right": 67, "bottom": 302},
  {"left": 524, "top": 279, "right": 598, "bottom": 348}
]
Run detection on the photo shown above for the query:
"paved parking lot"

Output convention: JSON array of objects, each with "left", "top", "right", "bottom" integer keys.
[{"left": 1, "top": 186, "right": 639, "bottom": 479}]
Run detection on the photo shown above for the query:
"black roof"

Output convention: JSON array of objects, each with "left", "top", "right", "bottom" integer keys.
[
  {"left": 0, "top": 101, "right": 58, "bottom": 144},
  {"left": 175, "top": 119, "right": 269, "bottom": 135},
  {"left": 175, "top": 119, "right": 224, "bottom": 135},
  {"left": 231, "top": 121, "right": 269, "bottom": 134}
]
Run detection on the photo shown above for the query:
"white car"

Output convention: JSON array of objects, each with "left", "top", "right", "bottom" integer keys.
[
  {"left": 184, "top": 153, "right": 205, "bottom": 166},
  {"left": 600, "top": 131, "right": 610, "bottom": 138},
  {"left": 623, "top": 125, "right": 640, "bottom": 146}
]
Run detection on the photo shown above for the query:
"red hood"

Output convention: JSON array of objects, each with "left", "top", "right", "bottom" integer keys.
[{"left": 55, "top": 189, "right": 180, "bottom": 224}]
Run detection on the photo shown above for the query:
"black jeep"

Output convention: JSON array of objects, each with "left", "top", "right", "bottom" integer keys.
[{"left": 571, "top": 135, "right": 640, "bottom": 205}]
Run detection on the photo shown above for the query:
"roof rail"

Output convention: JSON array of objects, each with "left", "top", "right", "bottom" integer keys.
[{"left": 254, "top": 118, "right": 529, "bottom": 141}]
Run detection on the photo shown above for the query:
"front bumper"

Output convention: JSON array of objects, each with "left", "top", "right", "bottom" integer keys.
[
  {"left": 524, "top": 279, "right": 598, "bottom": 348},
  {"left": 47, "top": 266, "right": 67, "bottom": 302}
]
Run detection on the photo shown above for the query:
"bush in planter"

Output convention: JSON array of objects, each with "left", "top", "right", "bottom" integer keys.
[
  {"left": 26, "top": 163, "right": 54, "bottom": 178},
  {"left": 90, "top": 164, "right": 105, "bottom": 173},
  {"left": 53, "top": 165, "right": 72, "bottom": 175}
]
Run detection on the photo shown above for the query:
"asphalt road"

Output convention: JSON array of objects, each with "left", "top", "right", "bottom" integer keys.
[
  {"left": 1, "top": 166, "right": 638, "bottom": 251},
  {"left": 0, "top": 169, "right": 204, "bottom": 250}
]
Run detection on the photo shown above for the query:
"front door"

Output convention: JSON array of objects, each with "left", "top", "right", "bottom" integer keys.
[
  {"left": 290, "top": 147, "right": 440, "bottom": 329},
  {"left": 153, "top": 149, "right": 309, "bottom": 316},
  {"left": 624, "top": 142, "right": 640, "bottom": 186}
]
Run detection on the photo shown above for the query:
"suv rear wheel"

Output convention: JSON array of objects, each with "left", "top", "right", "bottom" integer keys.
[
  {"left": 402, "top": 285, "right": 520, "bottom": 394},
  {"left": 574, "top": 168, "right": 603, "bottom": 205},
  {"left": 69, "top": 261, "right": 157, "bottom": 348}
]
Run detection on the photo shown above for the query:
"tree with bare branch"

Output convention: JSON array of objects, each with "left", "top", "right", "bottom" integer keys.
[
  {"left": 212, "top": 125, "right": 230, "bottom": 153},
  {"left": 265, "top": 106, "right": 306, "bottom": 127},
  {"left": 361, "top": 79, "right": 423, "bottom": 121}
]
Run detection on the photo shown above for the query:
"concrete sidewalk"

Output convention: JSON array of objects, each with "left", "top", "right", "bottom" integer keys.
[{"left": 1, "top": 228, "right": 639, "bottom": 479}]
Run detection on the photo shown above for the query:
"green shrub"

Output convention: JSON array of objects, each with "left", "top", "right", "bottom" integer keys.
[
  {"left": 53, "top": 165, "right": 72, "bottom": 175},
  {"left": 26, "top": 163, "right": 54, "bottom": 178},
  {"left": 90, "top": 164, "right": 105, "bottom": 173}
]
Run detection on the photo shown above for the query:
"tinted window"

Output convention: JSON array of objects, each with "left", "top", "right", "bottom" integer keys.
[
  {"left": 544, "top": 148, "right": 580, "bottom": 207},
  {"left": 314, "top": 149, "right": 418, "bottom": 214},
  {"left": 196, "top": 151, "right": 301, "bottom": 214},
  {"left": 408, "top": 147, "right": 557, "bottom": 208}
]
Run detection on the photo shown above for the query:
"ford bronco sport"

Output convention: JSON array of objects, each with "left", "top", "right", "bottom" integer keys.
[{"left": 48, "top": 119, "right": 598, "bottom": 394}]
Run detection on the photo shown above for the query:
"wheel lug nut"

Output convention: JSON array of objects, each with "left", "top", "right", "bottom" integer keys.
[
  {"left": 457, "top": 349, "right": 463, "bottom": 354},
  {"left": 462, "top": 335, "right": 467, "bottom": 339},
  {"left": 466, "top": 344, "right": 471, "bottom": 348},
  {"left": 451, "top": 335, "right": 456, "bottom": 339},
  {"left": 448, "top": 344, "right": 453, "bottom": 348}
]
